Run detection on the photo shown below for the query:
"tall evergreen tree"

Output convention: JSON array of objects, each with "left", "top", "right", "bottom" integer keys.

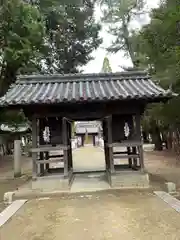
[
  {"left": 0, "top": 0, "right": 45, "bottom": 97},
  {"left": 29, "top": 0, "right": 102, "bottom": 74},
  {"left": 100, "top": 0, "right": 146, "bottom": 68},
  {"left": 136, "top": 0, "right": 180, "bottom": 151}
]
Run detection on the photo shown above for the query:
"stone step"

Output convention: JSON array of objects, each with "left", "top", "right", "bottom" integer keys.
[{"left": 110, "top": 171, "right": 149, "bottom": 189}]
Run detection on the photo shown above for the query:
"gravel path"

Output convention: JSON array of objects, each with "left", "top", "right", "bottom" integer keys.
[{"left": 1, "top": 191, "right": 180, "bottom": 240}]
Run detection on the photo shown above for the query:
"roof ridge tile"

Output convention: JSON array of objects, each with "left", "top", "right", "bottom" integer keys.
[{"left": 17, "top": 71, "right": 149, "bottom": 84}]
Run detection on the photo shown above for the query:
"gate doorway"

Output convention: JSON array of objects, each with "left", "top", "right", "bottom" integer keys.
[
  {"left": 69, "top": 120, "right": 110, "bottom": 191},
  {"left": 71, "top": 120, "right": 105, "bottom": 173}
]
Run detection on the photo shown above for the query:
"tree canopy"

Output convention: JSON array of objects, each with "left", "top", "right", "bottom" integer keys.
[
  {"left": 0, "top": 0, "right": 45, "bottom": 96},
  {"left": 100, "top": 0, "right": 146, "bottom": 68},
  {"left": 135, "top": 0, "right": 180, "bottom": 150},
  {"left": 99, "top": 0, "right": 180, "bottom": 151},
  {"left": 0, "top": 0, "right": 102, "bottom": 126},
  {"left": 0, "top": 0, "right": 102, "bottom": 97},
  {"left": 35, "top": 0, "right": 102, "bottom": 74}
]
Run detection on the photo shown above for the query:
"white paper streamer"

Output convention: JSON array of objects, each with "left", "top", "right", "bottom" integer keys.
[
  {"left": 43, "top": 126, "right": 50, "bottom": 143},
  {"left": 124, "top": 122, "right": 130, "bottom": 138}
]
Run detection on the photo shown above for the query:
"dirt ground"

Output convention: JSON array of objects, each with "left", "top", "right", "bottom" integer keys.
[
  {"left": 144, "top": 151, "right": 180, "bottom": 191},
  {"left": 0, "top": 155, "right": 31, "bottom": 211},
  {"left": 1, "top": 148, "right": 180, "bottom": 239},
  {"left": 1, "top": 191, "right": 180, "bottom": 240}
]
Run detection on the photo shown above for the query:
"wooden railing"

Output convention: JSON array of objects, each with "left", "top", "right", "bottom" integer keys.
[{"left": 31, "top": 144, "right": 70, "bottom": 153}]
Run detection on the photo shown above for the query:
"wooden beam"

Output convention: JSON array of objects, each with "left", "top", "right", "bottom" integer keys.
[
  {"left": 113, "top": 154, "right": 139, "bottom": 159},
  {"left": 113, "top": 151, "right": 128, "bottom": 155},
  {"left": 111, "top": 140, "right": 142, "bottom": 147},
  {"left": 36, "top": 158, "right": 63, "bottom": 164},
  {"left": 31, "top": 145, "right": 69, "bottom": 153}
]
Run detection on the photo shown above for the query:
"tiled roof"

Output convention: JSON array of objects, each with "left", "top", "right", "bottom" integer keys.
[{"left": 0, "top": 71, "right": 174, "bottom": 106}]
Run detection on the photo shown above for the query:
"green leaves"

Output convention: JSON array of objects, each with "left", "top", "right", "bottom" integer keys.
[
  {"left": 138, "top": 0, "right": 180, "bottom": 133},
  {"left": 100, "top": 0, "right": 146, "bottom": 67},
  {"left": 0, "top": 0, "right": 102, "bottom": 124},
  {"left": 0, "top": 0, "right": 45, "bottom": 91},
  {"left": 0, "top": 0, "right": 102, "bottom": 95},
  {"left": 139, "top": 0, "right": 179, "bottom": 79},
  {"left": 40, "top": 1, "right": 102, "bottom": 74}
]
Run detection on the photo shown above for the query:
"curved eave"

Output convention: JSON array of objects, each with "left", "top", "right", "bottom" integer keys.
[{"left": 0, "top": 94, "right": 175, "bottom": 110}]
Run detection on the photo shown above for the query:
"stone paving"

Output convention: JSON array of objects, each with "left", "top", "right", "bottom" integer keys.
[
  {"left": 71, "top": 172, "right": 110, "bottom": 192},
  {"left": 72, "top": 146, "right": 105, "bottom": 172}
]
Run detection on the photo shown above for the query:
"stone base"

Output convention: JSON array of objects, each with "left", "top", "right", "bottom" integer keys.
[
  {"left": 109, "top": 171, "right": 149, "bottom": 189},
  {"left": 32, "top": 170, "right": 74, "bottom": 192}
]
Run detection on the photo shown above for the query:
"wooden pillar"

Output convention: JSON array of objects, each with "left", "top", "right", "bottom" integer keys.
[
  {"left": 39, "top": 118, "right": 45, "bottom": 175},
  {"left": 63, "top": 118, "right": 68, "bottom": 177},
  {"left": 107, "top": 116, "right": 115, "bottom": 174},
  {"left": 44, "top": 120, "right": 49, "bottom": 172},
  {"left": 102, "top": 120, "right": 109, "bottom": 170},
  {"left": 68, "top": 122, "right": 73, "bottom": 170},
  {"left": 135, "top": 114, "right": 144, "bottom": 171},
  {"left": 138, "top": 145, "right": 144, "bottom": 171},
  {"left": 32, "top": 116, "right": 37, "bottom": 179},
  {"left": 132, "top": 146, "right": 138, "bottom": 169},
  {"left": 14, "top": 140, "right": 21, "bottom": 178},
  {"left": 68, "top": 141, "right": 73, "bottom": 169},
  {"left": 81, "top": 135, "right": 84, "bottom": 146},
  {"left": 45, "top": 152, "right": 49, "bottom": 171},
  {"left": 127, "top": 146, "right": 132, "bottom": 168},
  {"left": 93, "top": 135, "right": 96, "bottom": 146}
]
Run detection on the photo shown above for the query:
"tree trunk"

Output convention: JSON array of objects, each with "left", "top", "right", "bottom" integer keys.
[
  {"left": 167, "top": 130, "right": 173, "bottom": 150},
  {"left": 175, "top": 129, "right": 180, "bottom": 158},
  {"left": 0, "top": 65, "right": 17, "bottom": 97},
  {"left": 142, "top": 131, "right": 148, "bottom": 143},
  {"left": 152, "top": 126, "right": 162, "bottom": 151},
  {"left": 161, "top": 132, "right": 168, "bottom": 149}
]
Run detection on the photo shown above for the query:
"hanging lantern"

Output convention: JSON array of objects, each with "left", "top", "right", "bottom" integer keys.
[
  {"left": 124, "top": 122, "right": 130, "bottom": 138},
  {"left": 43, "top": 126, "right": 50, "bottom": 143}
]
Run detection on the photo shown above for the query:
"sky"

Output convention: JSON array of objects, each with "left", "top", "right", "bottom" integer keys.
[{"left": 82, "top": 0, "right": 160, "bottom": 73}]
